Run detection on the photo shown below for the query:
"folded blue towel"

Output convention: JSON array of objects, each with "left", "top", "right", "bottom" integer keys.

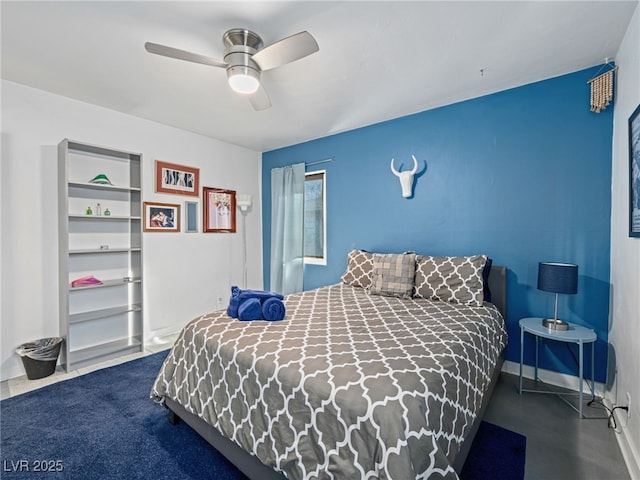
[
  {"left": 227, "top": 286, "right": 242, "bottom": 317},
  {"left": 227, "top": 295, "right": 240, "bottom": 318},
  {"left": 262, "top": 297, "right": 286, "bottom": 321},
  {"left": 228, "top": 286, "right": 284, "bottom": 320},
  {"left": 238, "top": 298, "right": 263, "bottom": 321},
  {"left": 238, "top": 289, "right": 284, "bottom": 301}
]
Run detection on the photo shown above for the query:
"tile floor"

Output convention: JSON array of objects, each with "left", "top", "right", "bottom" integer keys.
[{"left": 0, "top": 333, "right": 179, "bottom": 400}]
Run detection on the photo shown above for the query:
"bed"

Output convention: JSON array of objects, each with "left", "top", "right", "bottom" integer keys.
[{"left": 151, "top": 252, "right": 508, "bottom": 479}]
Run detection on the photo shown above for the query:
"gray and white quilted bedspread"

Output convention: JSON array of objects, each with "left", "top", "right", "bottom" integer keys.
[{"left": 151, "top": 283, "right": 507, "bottom": 480}]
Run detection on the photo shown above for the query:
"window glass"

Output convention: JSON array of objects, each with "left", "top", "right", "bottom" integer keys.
[{"left": 304, "top": 171, "right": 326, "bottom": 264}]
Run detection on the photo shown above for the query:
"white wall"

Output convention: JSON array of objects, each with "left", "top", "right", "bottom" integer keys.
[
  {"left": 0, "top": 80, "right": 263, "bottom": 380},
  {"left": 609, "top": 4, "right": 640, "bottom": 478}
]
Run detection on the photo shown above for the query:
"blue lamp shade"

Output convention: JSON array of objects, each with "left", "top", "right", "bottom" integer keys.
[{"left": 537, "top": 262, "right": 578, "bottom": 294}]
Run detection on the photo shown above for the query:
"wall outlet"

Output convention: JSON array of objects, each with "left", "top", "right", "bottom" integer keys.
[
  {"left": 627, "top": 392, "right": 631, "bottom": 419},
  {"left": 216, "top": 296, "right": 224, "bottom": 310}
]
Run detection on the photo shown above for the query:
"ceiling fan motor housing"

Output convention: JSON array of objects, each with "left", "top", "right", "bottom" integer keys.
[
  {"left": 223, "top": 28, "right": 263, "bottom": 50},
  {"left": 223, "top": 29, "right": 262, "bottom": 86},
  {"left": 222, "top": 29, "right": 263, "bottom": 94}
]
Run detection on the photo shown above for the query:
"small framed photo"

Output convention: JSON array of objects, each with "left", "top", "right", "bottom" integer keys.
[
  {"left": 143, "top": 202, "right": 180, "bottom": 232},
  {"left": 203, "top": 187, "right": 236, "bottom": 233},
  {"left": 185, "top": 201, "right": 198, "bottom": 233},
  {"left": 155, "top": 160, "right": 199, "bottom": 197},
  {"left": 629, "top": 104, "right": 640, "bottom": 237}
]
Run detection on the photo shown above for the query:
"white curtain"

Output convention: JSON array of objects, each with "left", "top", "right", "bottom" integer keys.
[{"left": 270, "top": 163, "right": 305, "bottom": 295}]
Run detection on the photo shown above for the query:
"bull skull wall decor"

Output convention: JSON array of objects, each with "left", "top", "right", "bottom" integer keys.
[{"left": 390, "top": 155, "right": 419, "bottom": 198}]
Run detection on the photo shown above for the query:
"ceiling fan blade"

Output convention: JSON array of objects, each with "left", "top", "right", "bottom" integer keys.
[
  {"left": 249, "top": 84, "right": 271, "bottom": 111},
  {"left": 252, "top": 31, "right": 318, "bottom": 71},
  {"left": 144, "top": 42, "right": 227, "bottom": 68}
]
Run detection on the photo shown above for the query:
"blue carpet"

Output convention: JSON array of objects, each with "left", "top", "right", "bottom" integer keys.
[
  {"left": 1, "top": 351, "right": 525, "bottom": 479},
  {"left": 460, "top": 421, "right": 526, "bottom": 480}
]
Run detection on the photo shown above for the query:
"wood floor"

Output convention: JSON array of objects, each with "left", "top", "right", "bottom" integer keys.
[{"left": 484, "top": 372, "right": 630, "bottom": 480}]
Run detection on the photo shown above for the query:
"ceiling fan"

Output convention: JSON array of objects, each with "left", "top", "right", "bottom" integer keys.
[{"left": 145, "top": 28, "right": 319, "bottom": 111}]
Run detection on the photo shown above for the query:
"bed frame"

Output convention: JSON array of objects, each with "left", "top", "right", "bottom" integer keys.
[{"left": 165, "top": 266, "right": 508, "bottom": 479}]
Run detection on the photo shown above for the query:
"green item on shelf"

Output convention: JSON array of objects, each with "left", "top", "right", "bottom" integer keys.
[
  {"left": 88, "top": 173, "right": 113, "bottom": 185},
  {"left": 104, "top": 208, "right": 111, "bottom": 216},
  {"left": 86, "top": 206, "right": 93, "bottom": 215}
]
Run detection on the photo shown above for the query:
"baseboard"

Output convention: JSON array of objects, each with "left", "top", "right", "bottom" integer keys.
[
  {"left": 1, "top": 361, "right": 28, "bottom": 382},
  {"left": 144, "top": 325, "right": 182, "bottom": 346},
  {"left": 502, "top": 360, "right": 606, "bottom": 397},
  {"left": 603, "top": 396, "right": 640, "bottom": 480}
]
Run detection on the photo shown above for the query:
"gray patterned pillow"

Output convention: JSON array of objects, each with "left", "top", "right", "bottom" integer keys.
[
  {"left": 413, "top": 254, "right": 488, "bottom": 306},
  {"left": 341, "top": 250, "right": 374, "bottom": 288},
  {"left": 368, "top": 252, "right": 417, "bottom": 298}
]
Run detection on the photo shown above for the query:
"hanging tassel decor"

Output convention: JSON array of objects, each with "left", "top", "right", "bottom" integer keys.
[{"left": 588, "top": 65, "right": 618, "bottom": 113}]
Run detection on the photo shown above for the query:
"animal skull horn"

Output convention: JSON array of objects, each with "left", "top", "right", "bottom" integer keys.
[{"left": 390, "top": 155, "right": 419, "bottom": 198}]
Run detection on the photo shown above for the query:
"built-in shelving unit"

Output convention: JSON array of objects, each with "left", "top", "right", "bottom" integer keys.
[{"left": 58, "top": 139, "right": 143, "bottom": 372}]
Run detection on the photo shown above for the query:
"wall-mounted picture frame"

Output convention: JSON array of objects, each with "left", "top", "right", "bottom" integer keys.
[
  {"left": 185, "top": 201, "right": 198, "bottom": 233},
  {"left": 203, "top": 187, "right": 236, "bottom": 233},
  {"left": 143, "top": 201, "right": 180, "bottom": 232},
  {"left": 155, "top": 160, "right": 199, "bottom": 197},
  {"left": 629, "top": 103, "right": 640, "bottom": 238}
]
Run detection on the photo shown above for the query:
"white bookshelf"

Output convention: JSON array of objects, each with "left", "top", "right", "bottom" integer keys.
[{"left": 58, "top": 139, "right": 143, "bottom": 372}]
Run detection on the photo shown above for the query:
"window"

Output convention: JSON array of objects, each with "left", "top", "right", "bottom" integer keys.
[{"left": 304, "top": 170, "right": 326, "bottom": 265}]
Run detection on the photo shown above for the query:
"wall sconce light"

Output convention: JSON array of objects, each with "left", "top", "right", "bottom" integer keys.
[{"left": 537, "top": 262, "right": 578, "bottom": 330}]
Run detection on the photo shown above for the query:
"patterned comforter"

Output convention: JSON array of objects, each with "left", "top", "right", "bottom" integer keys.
[{"left": 151, "top": 284, "right": 507, "bottom": 479}]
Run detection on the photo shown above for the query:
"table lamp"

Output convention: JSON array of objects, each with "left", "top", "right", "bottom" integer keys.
[{"left": 537, "top": 262, "right": 578, "bottom": 331}]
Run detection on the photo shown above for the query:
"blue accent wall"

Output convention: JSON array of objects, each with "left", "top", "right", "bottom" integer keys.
[{"left": 262, "top": 66, "right": 612, "bottom": 382}]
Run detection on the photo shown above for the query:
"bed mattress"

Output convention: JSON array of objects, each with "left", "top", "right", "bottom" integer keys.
[{"left": 151, "top": 283, "right": 507, "bottom": 479}]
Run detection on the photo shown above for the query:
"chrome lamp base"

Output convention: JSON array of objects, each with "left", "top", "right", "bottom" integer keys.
[{"left": 542, "top": 318, "right": 569, "bottom": 331}]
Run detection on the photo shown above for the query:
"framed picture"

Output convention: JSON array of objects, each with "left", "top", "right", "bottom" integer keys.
[
  {"left": 155, "top": 160, "right": 199, "bottom": 197},
  {"left": 185, "top": 201, "right": 198, "bottom": 233},
  {"left": 203, "top": 187, "right": 236, "bottom": 233},
  {"left": 630, "top": 104, "right": 640, "bottom": 237},
  {"left": 143, "top": 202, "right": 180, "bottom": 232}
]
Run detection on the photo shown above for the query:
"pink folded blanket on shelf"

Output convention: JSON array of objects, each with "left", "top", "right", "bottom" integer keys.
[{"left": 71, "top": 275, "right": 103, "bottom": 287}]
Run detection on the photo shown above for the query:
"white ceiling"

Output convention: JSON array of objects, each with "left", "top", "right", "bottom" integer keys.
[{"left": 1, "top": 1, "right": 637, "bottom": 152}]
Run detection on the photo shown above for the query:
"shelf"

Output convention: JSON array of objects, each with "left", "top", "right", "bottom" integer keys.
[
  {"left": 59, "top": 138, "right": 143, "bottom": 373},
  {"left": 68, "top": 181, "right": 141, "bottom": 193},
  {"left": 68, "top": 338, "right": 143, "bottom": 369},
  {"left": 69, "top": 304, "right": 141, "bottom": 324},
  {"left": 69, "top": 214, "right": 141, "bottom": 220},
  {"left": 66, "top": 139, "right": 141, "bottom": 161},
  {"left": 69, "top": 247, "right": 141, "bottom": 255},
  {"left": 69, "top": 277, "right": 141, "bottom": 291}
]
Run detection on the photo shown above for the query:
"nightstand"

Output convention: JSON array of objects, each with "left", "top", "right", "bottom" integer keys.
[{"left": 519, "top": 317, "right": 597, "bottom": 418}]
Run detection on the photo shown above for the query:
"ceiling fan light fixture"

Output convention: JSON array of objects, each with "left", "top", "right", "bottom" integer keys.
[
  {"left": 145, "top": 28, "right": 318, "bottom": 109},
  {"left": 227, "top": 65, "right": 260, "bottom": 94}
]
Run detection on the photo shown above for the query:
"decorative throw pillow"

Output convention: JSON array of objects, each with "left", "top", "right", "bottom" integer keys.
[
  {"left": 368, "top": 252, "right": 417, "bottom": 298},
  {"left": 413, "top": 254, "right": 488, "bottom": 306},
  {"left": 341, "top": 250, "right": 375, "bottom": 288}
]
